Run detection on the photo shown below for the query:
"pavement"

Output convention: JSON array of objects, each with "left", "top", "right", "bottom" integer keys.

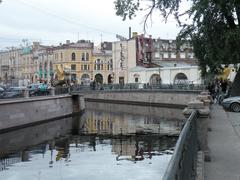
[{"left": 205, "top": 104, "right": 240, "bottom": 180}]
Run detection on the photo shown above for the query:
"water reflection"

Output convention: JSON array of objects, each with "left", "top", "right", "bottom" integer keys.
[
  {"left": 0, "top": 102, "right": 184, "bottom": 180},
  {"left": 78, "top": 102, "right": 184, "bottom": 135}
]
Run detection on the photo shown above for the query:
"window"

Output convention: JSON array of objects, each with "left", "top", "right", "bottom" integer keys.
[
  {"left": 96, "top": 59, "right": 101, "bottom": 70},
  {"left": 86, "top": 52, "right": 89, "bottom": 61},
  {"left": 135, "top": 77, "right": 138, "bottom": 83},
  {"left": 71, "top": 74, "right": 76, "bottom": 81},
  {"left": 170, "top": 52, "right": 176, "bottom": 58},
  {"left": 84, "top": 65, "right": 88, "bottom": 70},
  {"left": 71, "top": 52, "right": 76, "bottom": 61},
  {"left": 71, "top": 64, "right": 76, "bottom": 70},
  {"left": 188, "top": 53, "right": 194, "bottom": 58},
  {"left": 180, "top": 52, "right": 186, "bottom": 59},
  {"left": 163, "top": 52, "right": 169, "bottom": 58},
  {"left": 110, "top": 59, "right": 113, "bottom": 70},
  {"left": 82, "top": 53, "right": 85, "bottom": 61}
]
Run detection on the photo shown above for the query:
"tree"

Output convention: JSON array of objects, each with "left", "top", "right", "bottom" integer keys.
[{"left": 114, "top": 0, "right": 240, "bottom": 77}]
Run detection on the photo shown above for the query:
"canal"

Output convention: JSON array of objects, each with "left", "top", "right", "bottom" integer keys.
[{"left": 0, "top": 102, "right": 185, "bottom": 180}]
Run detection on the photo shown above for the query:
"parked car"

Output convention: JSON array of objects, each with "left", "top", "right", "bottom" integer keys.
[
  {"left": 28, "top": 83, "right": 41, "bottom": 96},
  {"left": 222, "top": 96, "right": 240, "bottom": 112},
  {"left": 0, "top": 87, "right": 4, "bottom": 98},
  {"left": 2, "top": 87, "right": 26, "bottom": 99},
  {"left": 28, "top": 83, "right": 50, "bottom": 96}
]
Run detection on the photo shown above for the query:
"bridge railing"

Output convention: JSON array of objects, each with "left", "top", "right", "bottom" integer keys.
[
  {"left": 54, "top": 87, "right": 69, "bottom": 95},
  {"left": 70, "top": 83, "right": 206, "bottom": 92},
  {"left": 162, "top": 110, "right": 198, "bottom": 180}
]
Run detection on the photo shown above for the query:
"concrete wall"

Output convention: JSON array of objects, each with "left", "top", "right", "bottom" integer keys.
[
  {"left": 0, "top": 95, "right": 85, "bottom": 132},
  {"left": 84, "top": 90, "right": 199, "bottom": 108}
]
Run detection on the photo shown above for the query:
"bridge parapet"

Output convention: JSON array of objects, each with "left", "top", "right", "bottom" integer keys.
[
  {"left": 163, "top": 91, "right": 211, "bottom": 180},
  {"left": 183, "top": 91, "right": 211, "bottom": 118},
  {"left": 163, "top": 110, "right": 198, "bottom": 180}
]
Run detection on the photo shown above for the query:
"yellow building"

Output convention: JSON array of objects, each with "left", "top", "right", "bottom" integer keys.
[
  {"left": 92, "top": 47, "right": 113, "bottom": 84},
  {"left": 53, "top": 40, "right": 113, "bottom": 85},
  {"left": 53, "top": 40, "right": 94, "bottom": 84}
]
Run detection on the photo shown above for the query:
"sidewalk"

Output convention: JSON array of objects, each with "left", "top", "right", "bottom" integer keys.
[{"left": 205, "top": 104, "right": 240, "bottom": 180}]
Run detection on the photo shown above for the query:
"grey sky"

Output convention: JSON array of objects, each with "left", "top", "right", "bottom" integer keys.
[{"left": 0, "top": 0, "right": 182, "bottom": 49}]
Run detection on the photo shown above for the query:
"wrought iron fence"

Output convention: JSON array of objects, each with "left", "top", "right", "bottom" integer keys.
[
  {"left": 70, "top": 83, "right": 206, "bottom": 92},
  {"left": 162, "top": 110, "right": 198, "bottom": 180},
  {"left": 54, "top": 87, "right": 69, "bottom": 95}
]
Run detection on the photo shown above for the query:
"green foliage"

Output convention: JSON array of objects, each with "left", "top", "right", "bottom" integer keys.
[
  {"left": 114, "top": 0, "right": 140, "bottom": 20},
  {"left": 114, "top": 0, "right": 240, "bottom": 77}
]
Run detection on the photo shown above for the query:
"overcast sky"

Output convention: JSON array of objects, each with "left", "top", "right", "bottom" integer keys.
[{"left": 0, "top": 0, "right": 184, "bottom": 50}]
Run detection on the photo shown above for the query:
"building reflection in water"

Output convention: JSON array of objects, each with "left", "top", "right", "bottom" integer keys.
[
  {"left": 0, "top": 102, "right": 184, "bottom": 179},
  {"left": 79, "top": 102, "right": 184, "bottom": 136}
]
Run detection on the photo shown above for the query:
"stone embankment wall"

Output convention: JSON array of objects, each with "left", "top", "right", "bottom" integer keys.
[
  {"left": 84, "top": 90, "right": 200, "bottom": 108},
  {"left": 0, "top": 95, "right": 85, "bottom": 132}
]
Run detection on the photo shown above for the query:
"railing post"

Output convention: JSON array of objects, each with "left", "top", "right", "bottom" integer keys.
[
  {"left": 50, "top": 87, "right": 55, "bottom": 96},
  {"left": 24, "top": 89, "right": 29, "bottom": 98}
]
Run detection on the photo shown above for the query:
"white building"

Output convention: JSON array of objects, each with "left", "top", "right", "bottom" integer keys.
[
  {"left": 128, "top": 65, "right": 202, "bottom": 85},
  {"left": 112, "top": 39, "right": 136, "bottom": 84},
  {"left": 112, "top": 34, "right": 202, "bottom": 85}
]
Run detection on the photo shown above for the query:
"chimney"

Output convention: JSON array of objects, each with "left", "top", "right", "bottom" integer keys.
[
  {"left": 66, "top": 40, "right": 70, "bottom": 44},
  {"left": 129, "top": 27, "right": 132, "bottom": 39}
]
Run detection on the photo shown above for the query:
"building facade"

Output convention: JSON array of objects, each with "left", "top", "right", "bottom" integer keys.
[
  {"left": 128, "top": 66, "right": 202, "bottom": 85},
  {"left": 92, "top": 47, "right": 113, "bottom": 84},
  {"left": 0, "top": 34, "right": 200, "bottom": 86},
  {"left": 52, "top": 40, "right": 94, "bottom": 84},
  {"left": 52, "top": 40, "right": 113, "bottom": 85},
  {"left": 112, "top": 39, "right": 137, "bottom": 84},
  {"left": 0, "top": 48, "right": 22, "bottom": 84},
  {"left": 112, "top": 34, "right": 199, "bottom": 85}
]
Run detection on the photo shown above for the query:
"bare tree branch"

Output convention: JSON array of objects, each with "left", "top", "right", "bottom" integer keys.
[{"left": 143, "top": 0, "right": 156, "bottom": 33}]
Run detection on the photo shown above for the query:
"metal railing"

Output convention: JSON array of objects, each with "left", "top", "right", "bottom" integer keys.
[
  {"left": 162, "top": 110, "right": 198, "bottom": 180},
  {"left": 54, "top": 87, "right": 69, "bottom": 95},
  {"left": 70, "top": 83, "right": 206, "bottom": 92}
]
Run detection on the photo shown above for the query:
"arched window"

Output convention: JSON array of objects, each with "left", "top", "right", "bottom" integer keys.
[
  {"left": 71, "top": 52, "right": 76, "bottom": 61},
  {"left": 95, "top": 73, "right": 103, "bottom": 84},
  {"left": 82, "top": 53, "right": 85, "bottom": 61},
  {"left": 81, "top": 74, "right": 90, "bottom": 85},
  {"left": 149, "top": 74, "right": 161, "bottom": 85},
  {"left": 134, "top": 73, "right": 140, "bottom": 83},
  {"left": 174, "top": 73, "right": 188, "bottom": 84}
]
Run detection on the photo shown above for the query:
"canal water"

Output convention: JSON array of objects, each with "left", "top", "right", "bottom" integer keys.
[{"left": 0, "top": 102, "right": 185, "bottom": 180}]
